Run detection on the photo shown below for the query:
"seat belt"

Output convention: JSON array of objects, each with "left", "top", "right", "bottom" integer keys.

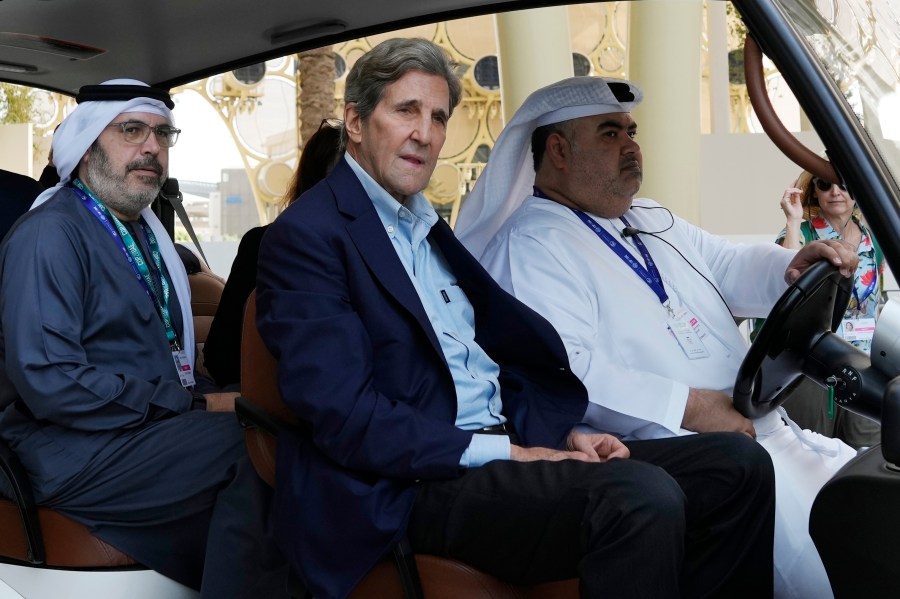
[{"left": 159, "top": 178, "right": 209, "bottom": 266}]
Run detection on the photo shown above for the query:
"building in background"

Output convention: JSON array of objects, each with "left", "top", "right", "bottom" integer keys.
[{"left": 0, "top": 4, "right": 823, "bottom": 246}]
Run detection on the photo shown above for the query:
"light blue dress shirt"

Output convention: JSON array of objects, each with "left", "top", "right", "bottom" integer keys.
[{"left": 346, "top": 154, "right": 510, "bottom": 466}]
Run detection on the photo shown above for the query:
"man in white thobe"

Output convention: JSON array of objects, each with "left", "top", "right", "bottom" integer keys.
[{"left": 456, "top": 76, "right": 860, "bottom": 599}]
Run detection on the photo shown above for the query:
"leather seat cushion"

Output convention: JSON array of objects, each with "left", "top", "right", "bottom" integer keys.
[
  {"left": 0, "top": 499, "right": 137, "bottom": 567},
  {"left": 350, "top": 554, "right": 578, "bottom": 599}
]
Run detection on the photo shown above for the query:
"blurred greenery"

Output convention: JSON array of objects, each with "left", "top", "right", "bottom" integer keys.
[
  {"left": 0, "top": 83, "right": 35, "bottom": 124},
  {"left": 726, "top": 2, "right": 749, "bottom": 85}
]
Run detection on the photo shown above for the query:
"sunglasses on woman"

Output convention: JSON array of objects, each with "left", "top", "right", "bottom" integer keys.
[{"left": 813, "top": 177, "right": 847, "bottom": 192}]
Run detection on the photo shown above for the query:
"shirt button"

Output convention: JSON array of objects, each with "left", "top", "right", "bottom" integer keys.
[
  {"left": 399, "top": 209, "right": 408, "bottom": 219},
  {"left": 387, "top": 225, "right": 394, "bottom": 234}
]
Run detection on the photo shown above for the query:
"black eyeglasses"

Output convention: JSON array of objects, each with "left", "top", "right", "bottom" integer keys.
[
  {"left": 813, "top": 177, "right": 847, "bottom": 193},
  {"left": 106, "top": 121, "right": 181, "bottom": 147}
]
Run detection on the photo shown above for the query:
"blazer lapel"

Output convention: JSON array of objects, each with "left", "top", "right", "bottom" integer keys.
[
  {"left": 329, "top": 160, "right": 445, "bottom": 359},
  {"left": 430, "top": 218, "right": 490, "bottom": 302}
]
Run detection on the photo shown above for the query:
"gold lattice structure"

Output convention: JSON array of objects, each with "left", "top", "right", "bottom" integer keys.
[
  {"left": 168, "top": 2, "right": 765, "bottom": 228},
  {"left": 14, "top": 3, "right": 785, "bottom": 232},
  {"left": 28, "top": 90, "right": 74, "bottom": 175},
  {"left": 169, "top": 5, "right": 633, "bottom": 227},
  {"left": 175, "top": 60, "right": 297, "bottom": 225}
]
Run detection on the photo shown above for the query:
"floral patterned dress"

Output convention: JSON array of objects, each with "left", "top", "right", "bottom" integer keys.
[{"left": 777, "top": 215, "right": 883, "bottom": 353}]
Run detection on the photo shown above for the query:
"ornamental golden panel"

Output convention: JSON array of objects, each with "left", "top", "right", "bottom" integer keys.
[{"left": 174, "top": 3, "right": 754, "bottom": 228}]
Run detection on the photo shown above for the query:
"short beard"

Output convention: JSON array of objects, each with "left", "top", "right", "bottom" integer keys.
[
  {"left": 83, "top": 142, "right": 165, "bottom": 219},
  {"left": 570, "top": 138, "right": 639, "bottom": 218}
]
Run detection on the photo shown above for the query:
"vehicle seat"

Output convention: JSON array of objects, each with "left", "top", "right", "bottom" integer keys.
[
  {"left": 0, "top": 435, "right": 137, "bottom": 568},
  {"left": 810, "top": 443, "right": 900, "bottom": 599},
  {"left": 235, "top": 291, "right": 579, "bottom": 599},
  {"left": 0, "top": 443, "right": 197, "bottom": 597},
  {"left": 188, "top": 270, "right": 225, "bottom": 379}
]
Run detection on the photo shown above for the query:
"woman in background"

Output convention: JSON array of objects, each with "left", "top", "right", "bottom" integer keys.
[
  {"left": 775, "top": 170, "right": 884, "bottom": 448},
  {"left": 202, "top": 119, "right": 342, "bottom": 389}
]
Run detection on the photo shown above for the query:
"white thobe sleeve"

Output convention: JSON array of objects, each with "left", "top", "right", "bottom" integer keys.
[{"left": 680, "top": 218, "right": 796, "bottom": 318}]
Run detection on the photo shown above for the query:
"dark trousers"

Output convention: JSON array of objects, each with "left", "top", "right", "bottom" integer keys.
[
  {"left": 44, "top": 411, "right": 289, "bottom": 599},
  {"left": 407, "top": 432, "right": 775, "bottom": 599},
  {"left": 782, "top": 377, "right": 880, "bottom": 449}
]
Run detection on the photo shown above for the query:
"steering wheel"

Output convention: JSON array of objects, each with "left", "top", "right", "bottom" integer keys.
[{"left": 733, "top": 260, "right": 852, "bottom": 419}]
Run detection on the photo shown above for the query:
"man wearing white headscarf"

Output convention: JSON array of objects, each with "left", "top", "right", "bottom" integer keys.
[
  {"left": 0, "top": 80, "right": 288, "bottom": 598},
  {"left": 457, "top": 75, "right": 860, "bottom": 599}
]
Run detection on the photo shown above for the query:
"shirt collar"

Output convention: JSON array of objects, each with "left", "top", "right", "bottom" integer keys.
[{"left": 345, "top": 152, "right": 438, "bottom": 231}]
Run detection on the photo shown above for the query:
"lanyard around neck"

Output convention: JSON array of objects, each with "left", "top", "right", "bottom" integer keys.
[
  {"left": 571, "top": 209, "right": 670, "bottom": 306},
  {"left": 73, "top": 179, "right": 178, "bottom": 346},
  {"left": 853, "top": 273, "right": 878, "bottom": 309},
  {"left": 531, "top": 186, "right": 671, "bottom": 310}
]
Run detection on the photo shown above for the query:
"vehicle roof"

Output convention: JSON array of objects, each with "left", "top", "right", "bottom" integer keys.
[{"left": 0, "top": 0, "right": 565, "bottom": 94}]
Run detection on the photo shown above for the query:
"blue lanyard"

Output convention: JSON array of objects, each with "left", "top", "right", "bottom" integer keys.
[
  {"left": 569, "top": 208, "right": 670, "bottom": 307},
  {"left": 852, "top": 276, "right": 877, "bottom": 311},
  {"left": 73, "top": 180, "right": 179, "bottom": 347},
  {"left": 531, "top": 186, "right": 671, "bottom": 309},
  {"left": 854, "top": 231, "right": 878, "bottom": 308}
]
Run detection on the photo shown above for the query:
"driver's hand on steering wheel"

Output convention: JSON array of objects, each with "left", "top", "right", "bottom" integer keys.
[
  {"left": 785, "top": 239, "right": 858, "bottom": 284},
  {"left": 682, "top": 388, "right": 756, "bottom": 439}
]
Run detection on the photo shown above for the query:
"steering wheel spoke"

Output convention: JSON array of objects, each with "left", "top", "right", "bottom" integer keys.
[{"left": 734, "top": 260, "right": 852, "bottom": 418}]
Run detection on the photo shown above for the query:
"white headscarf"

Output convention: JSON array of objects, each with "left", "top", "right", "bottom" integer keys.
[
  {"left": 31, "top": 79, "right": 194, "bottom": 368},
  {"left": 455, "top": 76, "right": 643, "bottom": 258}
]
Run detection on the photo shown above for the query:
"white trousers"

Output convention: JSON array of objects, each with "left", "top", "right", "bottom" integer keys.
[{"left": 755, "top": 410, "right": 857, "bottom": 599}]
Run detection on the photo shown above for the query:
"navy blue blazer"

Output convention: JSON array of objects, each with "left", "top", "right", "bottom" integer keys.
[{"left": 256, "top": 158, "right": 588, "bottom": 599}]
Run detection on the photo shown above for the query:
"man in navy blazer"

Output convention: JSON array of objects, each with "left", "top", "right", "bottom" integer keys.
[{"left": 256, "top": 38, "right": 776, "bottom": 599}]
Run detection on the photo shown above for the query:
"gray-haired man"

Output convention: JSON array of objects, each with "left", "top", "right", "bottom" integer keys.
[{"left": 258, "top": 38, "right": 776, "bottom": 599}]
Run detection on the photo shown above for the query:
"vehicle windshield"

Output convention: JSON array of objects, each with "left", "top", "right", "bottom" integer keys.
[{"left": 778, "top": 0, "right": 900, "bottom": 183}]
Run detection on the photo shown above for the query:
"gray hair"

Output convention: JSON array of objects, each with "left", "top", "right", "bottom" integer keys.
[{"left": 341, "top": 38, "right": 462, "bottom": 149}]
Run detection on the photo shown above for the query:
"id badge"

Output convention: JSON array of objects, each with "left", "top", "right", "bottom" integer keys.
[
  {"left": 675, "top": 306, "right": 709, "bottom": 340},
  {"left": 668, "top": 310, "right": 710, "bottom": 359},
  {"left": 172, "top": 348, "right": 196, "bottom": 388},
  {"left": 839, "top": 317, "right": 876, "bottom": 343}
]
